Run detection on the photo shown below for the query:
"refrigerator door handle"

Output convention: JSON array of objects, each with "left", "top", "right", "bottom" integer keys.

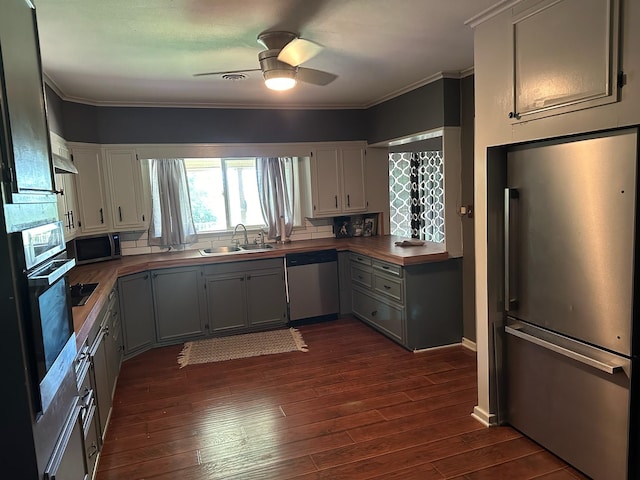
[
  {"left": 505, "top": 325, "right": 624, "bottom": 375},
  {"left": 504, "top": 188, "right": 519, "bottom": 311}
]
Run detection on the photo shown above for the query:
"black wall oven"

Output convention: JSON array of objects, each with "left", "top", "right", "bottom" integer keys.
[{"left": 14, "top": 221, "right": 76, "bottom": 413}]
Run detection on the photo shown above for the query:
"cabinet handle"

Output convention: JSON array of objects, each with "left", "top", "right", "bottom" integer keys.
[
  {"left": 119, "top": 206, "right": 123, "bottom": 222},
  {"left": 55, "top": 188, "right": 64, "bottom": 196},
  {"left": 347, "top": 194, "right": 350, "bottom": 207},
  {"left": 358, "top": 275, "right": 363, "bottom": 279},
  {"left": 371, "top": 310, "right": 377, "bottom": 317},
  {"left": 335, "top": 195, "right": 338, "bottom": 208},
  {"left": 99, "top": 208, "right": 104, "bottom": 224},
  {"left": 142, "top": 214, "right": 145, "bottom": 222},
  {"left": 247, "top": 275, "right": 251, "bottom": 280},
  {"left": 143, "top": 274, "right": 149, "bottom": 280},
  {"left": 87, "top": 442, "right": 99, "bottom": 458},
  {"left": 383, "top": 285, "right": 391, "bottom": 290},
  {"left": 70, "top": 210, "right": 75, "bottom": 228},
  {"left": 240, "top": 277, "right": 244, "bottom": 282}
]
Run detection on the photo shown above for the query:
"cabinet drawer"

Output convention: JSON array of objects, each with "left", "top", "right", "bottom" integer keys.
[
  {"left": 373, "top": 274, "right": 404, "bottom": 304},
  {"left": 350, "top": 253, "right": 372, "bottom": 266},
  {"left": 352, "top": 287, "right": 404, "bottom": 343},
  {"left": 351, "top": 264, "right": 372, "bottom": 288},
  {"left": 372, "top": 259, "right": 403, "bottom": 277}
]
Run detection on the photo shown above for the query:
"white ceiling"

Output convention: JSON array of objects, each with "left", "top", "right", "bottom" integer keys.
[{"left": 36, "top": 0, "right": 498, "bottom": 109}]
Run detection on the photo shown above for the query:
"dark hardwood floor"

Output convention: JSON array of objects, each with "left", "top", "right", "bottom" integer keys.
[{"left": 96, "top": 317, "right": 586, "bottom": 480}]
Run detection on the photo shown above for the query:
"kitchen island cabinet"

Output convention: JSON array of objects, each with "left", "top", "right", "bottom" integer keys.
[
  {"left": 350, "top": 252, "right": 462, "bottom": 350},
  {"left": 119, "top": 271, "right": 155, "bottom": 357},
  {"left": 152, "top": 266, "right": 207, "bottom": 342}
]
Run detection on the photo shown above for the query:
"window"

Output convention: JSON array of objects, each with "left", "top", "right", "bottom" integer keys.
[
  {"left": 185, "top": 158, "right": 264, "bottom": 232},
  {"left": 179, "top": 157, "right": 302, "bottom": 233},
  {"left": 388, "top": 150, "right": 445, "bottom": 243}
]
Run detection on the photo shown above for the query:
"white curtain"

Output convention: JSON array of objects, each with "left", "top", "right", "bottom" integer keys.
[
  {"left": 148, "top": 158, "right": 198, "bottom": 247},
  {"left": 256, "top": 157, "right": 294, "bottom": 240}
]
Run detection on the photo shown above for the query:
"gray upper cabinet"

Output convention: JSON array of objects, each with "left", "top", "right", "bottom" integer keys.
[
  {"left": 0, "top": 0, "right": 55, "bottom": 204},
  {"left": 510, "top": 0, "right": 620, "bottom": 122},
  {"left": 152, "top": 266, "right": 207, "bottom": 342},
  {"left": 119, "top": 271, "right": 155, "bottom": 356}
]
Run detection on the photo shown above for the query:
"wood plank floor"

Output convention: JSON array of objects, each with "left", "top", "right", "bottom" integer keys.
[{"left": 96, "top": 317, "right": 587, "bottom": 480}]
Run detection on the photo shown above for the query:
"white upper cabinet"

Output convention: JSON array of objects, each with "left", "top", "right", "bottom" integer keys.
[
  {"left": 103, "top": 148, "right": 147, "bottom": 231},
  {"left": 340, "top": 146, "right": 367, "bottom": 213},
  {"left": 71, "top": 145, "right": 111, "bottom": 234},
  {"left": 51, "top": 133, "right": 79, "bottom": 240},
  {"left": 509, "top": 0, "right": 620, "bottom": 122},
  {"left": 70, "top": 144, "right": 148, "bottom": 234},
  {"left": 302, "top": 144, "right": 367, "bottom": 218}
]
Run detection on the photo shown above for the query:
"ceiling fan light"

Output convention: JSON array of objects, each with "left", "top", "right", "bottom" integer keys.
[{"left": 264, "top": 70, "right": 297, "bottom": 91}]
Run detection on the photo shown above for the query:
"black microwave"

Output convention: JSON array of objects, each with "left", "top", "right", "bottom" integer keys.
[{"left": 67, "top": 232, "right": 121, "bottom": 265}]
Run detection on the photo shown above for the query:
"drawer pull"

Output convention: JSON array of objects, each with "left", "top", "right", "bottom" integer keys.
[
  {"left": 383, "top": 285, "right": 391, "bottom": 290},
  {"left": 87, "top": 442, "right": 99, "bottom": 458},
  {"left": 382, "top": 266, "right": 390, "bottom": 270},
  {"left": 358, "top": 275, "right": 363, "bottom": 279},
  {"left": 371, "top": 310, "right": 377, "bottom": 316}
]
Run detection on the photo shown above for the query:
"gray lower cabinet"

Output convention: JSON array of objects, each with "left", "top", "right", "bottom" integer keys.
[
  {"left": 119, "top": 271, "right": 155, "bottom": 356},
  {"left": 151, "top": 266, "right": 207, "bottom": 342},
  {"left": 204, "top": 259, "right": 287, "bottom": 334},
  {"left": 205, "top": 272, "right": 247, "bottom": 332},
  {"left": 350, "top": 253, "right": 462, "bottom": 350},
  {"left": 105, "top": 289, "right": 123, "bottom": 400},
  {"left": 90, "top": 287, "right": 121, "bottom": 445},
  {"left": 43, "top": 403, "right": 87, "bottom": 480}
]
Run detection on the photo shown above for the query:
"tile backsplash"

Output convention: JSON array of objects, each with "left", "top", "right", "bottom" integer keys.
[{"left": 120, "top": 217, "right": 335, "bottom": 256}]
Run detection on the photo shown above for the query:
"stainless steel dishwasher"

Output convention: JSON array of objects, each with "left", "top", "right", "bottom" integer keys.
[{"left": 285, "top": 250, "right": 339, "bottom": 322}]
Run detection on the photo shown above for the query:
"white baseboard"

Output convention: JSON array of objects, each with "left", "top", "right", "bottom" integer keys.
[
  {"left": 461, "top": 337, "right": 477, "bottom": 352},
  {"left": 472, "top": 405, "right": 498, "bottom": 427}
]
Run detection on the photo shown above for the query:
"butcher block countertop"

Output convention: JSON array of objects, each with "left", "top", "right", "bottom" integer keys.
[{"left": 69, "top": 235, "right": 449, "bottom": 348}]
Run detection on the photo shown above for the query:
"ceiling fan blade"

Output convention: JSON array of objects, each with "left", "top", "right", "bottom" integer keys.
[
  {"left": 193, "top": 68, "right": 260, "bottom": 77},
  {"left": 296, "top": 67, "right": 337, "bottom": 86},
  {"left": 278, "top": 38, "right": 323, "bottom": 67}
]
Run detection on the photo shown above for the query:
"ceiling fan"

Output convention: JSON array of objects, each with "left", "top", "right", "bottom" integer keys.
[{"left": 194, "top": 31, "right": 337, "bottom": 91}]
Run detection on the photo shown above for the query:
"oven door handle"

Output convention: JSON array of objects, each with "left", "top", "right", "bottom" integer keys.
[{"left": 28, "top": 258, "right": 76, "bottom": 287}]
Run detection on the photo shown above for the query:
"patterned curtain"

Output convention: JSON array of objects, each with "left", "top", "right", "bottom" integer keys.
[{"left": 389, "top": 151, "right": 445, "bottom": 243}]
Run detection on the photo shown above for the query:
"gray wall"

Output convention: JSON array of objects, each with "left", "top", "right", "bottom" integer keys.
[
  {"left": 45, "top": 77, "right": 462, "bottom": 145},
  {"left": 366, "top": 78, "right": 461, "bottom": 144}
]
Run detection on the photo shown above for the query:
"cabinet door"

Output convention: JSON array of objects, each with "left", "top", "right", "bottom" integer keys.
[
  {"left": 153, "top": 267, "right": 206, "bottom": 342},
  {"left": 105, "top": 291, "right": 122, "bottom": 399},
  {"left": 510, "top": 0, "right": 619, "bottom": 122},
  {"left": 246, "top": 269, "right": 287, "bottom": 328},
  {"left": 104, "top": 148, "right": 147, "bottom": 231},
  {"left": 89, "top": 327, "right": 111, "bottom": 443},
  {"left": 341, "top": 147, "right": 367, "bottom": 213},
  {"left": 312, "top": 148, "right": 342, "bottom": 216},
  {"left": 119, "top": 272, "right": 155, "bottom": 356},
  {"left": 0, "top": 0, "right": 55, "bottom": 204},
  {"left": 205, "top": 274, "right": 247, "bottom": 333},
  {"left": 72, "top": 146, "right": 110, "bottom": 234}
]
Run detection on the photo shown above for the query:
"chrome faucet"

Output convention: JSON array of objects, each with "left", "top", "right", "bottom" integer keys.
[{"left": 233, "top": 223, "right": 249, "bottom": 246}]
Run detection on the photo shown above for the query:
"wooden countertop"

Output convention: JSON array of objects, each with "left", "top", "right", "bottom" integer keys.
[{"left": 69, "top": 235, "right": 449, "bottom": 349}]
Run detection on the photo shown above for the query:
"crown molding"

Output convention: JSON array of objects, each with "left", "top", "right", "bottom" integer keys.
[{"left": 465, "top": 0, "right": 525, "bottom": 28}]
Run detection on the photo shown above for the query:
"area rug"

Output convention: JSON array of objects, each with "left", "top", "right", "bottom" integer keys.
[{"left": 177, "top": 328, "right": 308, "bottom": 367}]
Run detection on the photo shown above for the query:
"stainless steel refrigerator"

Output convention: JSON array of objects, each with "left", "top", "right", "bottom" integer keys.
[{"left": 503, "top": 128, "right": 638, "bottom": 480}]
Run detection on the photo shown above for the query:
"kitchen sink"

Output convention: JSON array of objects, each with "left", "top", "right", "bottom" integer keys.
[
  {"left": 239, "top": 244, "right": 274, "bottom": 251},
  {"left": 200, "top": 246, "right": 241, "bottom": 255}
]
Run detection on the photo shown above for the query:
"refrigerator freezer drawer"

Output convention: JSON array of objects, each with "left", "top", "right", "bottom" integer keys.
[{"left": 506, "top": 324, "right": 631, "bottom": 480}]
